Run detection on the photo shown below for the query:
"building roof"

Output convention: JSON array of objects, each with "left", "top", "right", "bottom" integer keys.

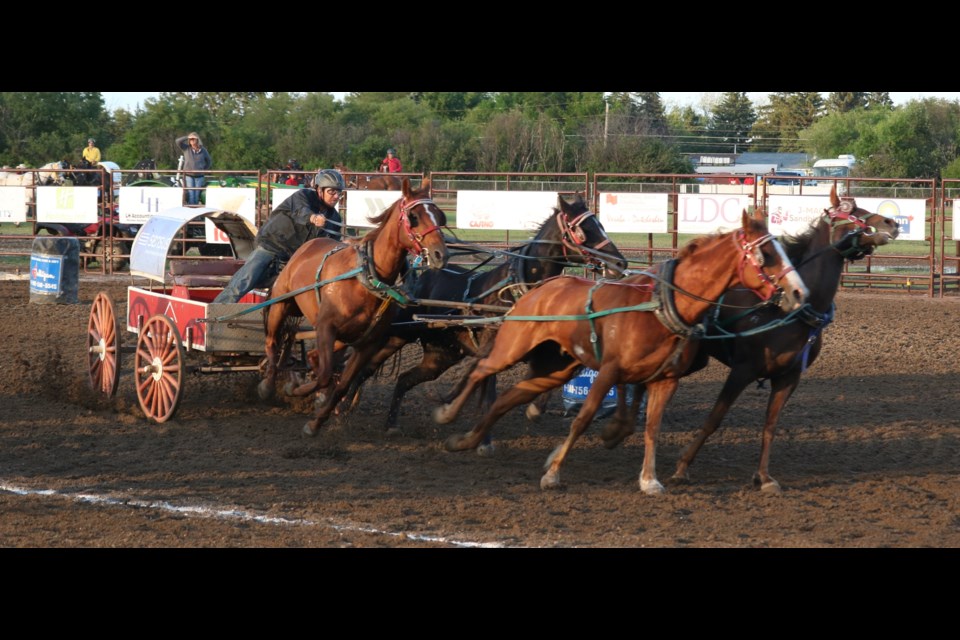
[{"left": 735, "top": 152, "right": 811, "bottom": 170}]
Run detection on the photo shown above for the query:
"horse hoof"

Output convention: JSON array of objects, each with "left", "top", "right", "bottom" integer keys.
[
  {"left": 757, "top": 478, "right": 783, "bottom": 495},
  {"left": 257, "top": 380, "right": 274, "bottom": 401},
  {"left": 477, "top": 442, "right": 496, "bottom": 457},
  {"left": 302, "top": 422, "right": 318, "bottom": 438},
  {"left": 386, "top": 427, "right": 404, "bottom": 438},
  {"left": 433, "top": 405, "right": 454, "bottom": 425},
  {"left": 669, "top": 471, "right": 692, "bottom": 486},
  {"left": 639, "top": 478, "right": 665, "bottom": 495},
  {"left": 540, "top": 472, "right": 561, "bottom": 490},
  {"left": 444, "top": 433, "right": 469, "bottom": 452},
  {"left": 524, "top": 403, "right": 542, "bottom": 422}
]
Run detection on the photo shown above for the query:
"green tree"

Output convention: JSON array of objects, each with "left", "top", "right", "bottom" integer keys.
[
  {"left": 708, "top": 92, "right": 756, "bottom": 153},
  {"left": 0, "top": 92, "right": 108, "bottom": 166},
  {"left": 825, "top": 92, "right": 866, "bottom": 114},
  {"left": 751, "top": 92, "right": 823, "bottom": 152}
]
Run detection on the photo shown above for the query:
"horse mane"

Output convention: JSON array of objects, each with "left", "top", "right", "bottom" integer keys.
[
  {"left": 676, "top": 216, "right": 767, "bottom": 261},
  {"left": 778, "top": 223, "right": 820, "bottom": 263},
  {"left": 363, "top": 200, "right": 396, "bottom": 243}
]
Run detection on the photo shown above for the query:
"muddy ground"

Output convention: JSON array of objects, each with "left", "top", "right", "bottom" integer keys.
[{"left": 1, "top": 273, "right": 958, "bottom": 548}]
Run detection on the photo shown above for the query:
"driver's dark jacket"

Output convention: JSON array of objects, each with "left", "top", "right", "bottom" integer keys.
[{"left": 255, "top": 188, "right": 342, "bottom": 261}]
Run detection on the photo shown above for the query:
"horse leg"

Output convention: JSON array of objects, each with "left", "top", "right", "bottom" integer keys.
[
  {"left": 445, "top": 361, "right": 579, "bottom": 454},
  {"left": 301, "top": 325, "right": 339, "bottom": 436},
  {"left": 304, "top": 338, "right": 382, "bottom": 436},
  {"left": 540, "top": 364, "right": 618, "bottom": 490},
  {"left": 634, "top": 378, "right": 679, "bottom": 495},
  {"left": 335, "top": 336, "right": 406, "bottom": 417},
  {"left": 753, "top": 372, "right": 801, "bottom": 494},
  {"left": 600, "top": 384, "right": 646, "bottom": 448},
  {"left": 670, "top": 366, "right": 756, "bottom": 485},
  {"left": 258, "top": 300, "right": 293, "bottom": 401},
  {"left": 385, "top": 344, "right": 461, "bottom": 435}
]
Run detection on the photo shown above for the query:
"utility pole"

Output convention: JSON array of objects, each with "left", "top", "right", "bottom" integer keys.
[{"left": 604, "top": 98, "right": 609, "bottom": 148}]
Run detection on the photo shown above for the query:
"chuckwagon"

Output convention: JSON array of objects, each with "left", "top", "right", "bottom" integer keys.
[{"left": 86, "top": 206, "right": 312, "bottom": 423}]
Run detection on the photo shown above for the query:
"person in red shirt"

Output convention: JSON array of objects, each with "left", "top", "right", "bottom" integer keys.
[
  {"left": 379, "top": 148, "right": 402, "bottom": 173},
  {"left": 284, "top": 173, "right": 299, "bottom": 186}
]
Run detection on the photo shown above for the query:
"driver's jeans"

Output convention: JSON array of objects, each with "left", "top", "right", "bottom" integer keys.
[
  {"left": 185, "top": 174, "right": 205, "bottom": 205},
  {"left": 212, "top": 247, "right": 279, "bottom": 304}
]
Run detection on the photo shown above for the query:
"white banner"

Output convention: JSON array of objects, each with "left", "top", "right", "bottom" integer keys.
[
  {"left": 767, "top": 195, "right": 926, "bottom": 241},
  {"left": 36, "top": 186, "right": 100, "bottom": 224},
  {"left": 455, "top": 190, "right": 559, "bottom": 231},
  {"left": 676, "top": 194, "right": 754, "bottom": 234},
  {"left": 766, "top": 195, "right": 833, "bottom": 236},
  {"left": 345, "top": 190, "right": 403, "bottom": 229},
  {"left": 0, "top": 186, "right": 28, "bottom": 223},
  {"left": 853, "top": 197, "right": 926, "bottom": 242},
  {"left": 270, "top": 187, "right": 298, "bottom": 210},
  {"left": 204, "top": 187, "right": 257, "bottom": 224},
  {"left": 118, "top": 186, "right": 185, "bottom": 224},
  {"left": 598, "top": 192, "right": 669, "bottom": 233}
]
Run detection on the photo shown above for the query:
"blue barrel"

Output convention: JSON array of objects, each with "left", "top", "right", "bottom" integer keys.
[
  {"left": 562, "top": 368, "right": 618, "bottom": 414},
  {"left": 29, "top": 236, "right": 80, "bottom": 305}
]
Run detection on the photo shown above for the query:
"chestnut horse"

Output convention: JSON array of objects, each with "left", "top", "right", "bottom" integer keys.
[
  {"left": 433, "top": 209, "right": 809, "bottom": 494},
  {"left": 334, "top": 163, "right": 403, "bottom": 191},
  {"left": 648, "top": 185, "right": 899, "bottom": 492},
  {"left": 259, "top": 177, "right": 450, "bottom": 436},
  {"left": 337, "top": 192, "right": 629, "bottom": 439}
]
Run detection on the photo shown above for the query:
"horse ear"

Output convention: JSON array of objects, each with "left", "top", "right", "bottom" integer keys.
[
  {"left": 829, "top": 183, "right": 839, "bottom": 208},
  {"left": 402, "top": 178, "right": 412, "bottom": 197},
  {"left": 557, "top": 194, "right": 569, "bottom": 213},
  {"left": 420, "top": 176, "right": 431, "bottom": 194}
]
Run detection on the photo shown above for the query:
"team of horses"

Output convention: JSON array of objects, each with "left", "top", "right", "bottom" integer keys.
[{"left": 244, "top": 182, "right": 897, "bottom": 494}]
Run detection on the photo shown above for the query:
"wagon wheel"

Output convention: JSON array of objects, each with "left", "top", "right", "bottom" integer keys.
[
  {"left": 87, "top": 291, "right": 122, "bottom": 398},
  {"left": 134, "top": 314, "right": 186, "bottom": 424}
]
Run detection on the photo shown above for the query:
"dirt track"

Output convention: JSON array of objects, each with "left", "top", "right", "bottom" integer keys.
[{"left": 1, "top": 274, "right": 958, "bottom": 548}]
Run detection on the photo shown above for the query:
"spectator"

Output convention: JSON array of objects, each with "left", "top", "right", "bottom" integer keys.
[
  {"left": 82, "top": 138, "right": 101, "bottom": 164},
  {"left": 212, "top": 169, "right": 346, "bottom": 304},
  {"left": 379, "top": 148, "right": 402, "bottom": 173},
  {"left": 175, "top": 132, "right": 212, "bottom": 205},
  {"left": 285, "top": 173, "right": 299, "bottom": 186}
]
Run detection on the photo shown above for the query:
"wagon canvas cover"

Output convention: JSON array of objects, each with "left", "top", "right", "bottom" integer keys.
[{"left": 129, "top": 207, "right": 257, "bottom": 282}]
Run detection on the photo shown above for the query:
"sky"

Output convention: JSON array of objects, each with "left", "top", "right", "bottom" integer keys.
[{"left": 101, "top": 91, "right": 960, "bottom": 113}]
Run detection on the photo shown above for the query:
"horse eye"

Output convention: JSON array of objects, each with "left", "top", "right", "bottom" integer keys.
[{"left": 408, "top": 212, "right": 419, "bottom": 225}]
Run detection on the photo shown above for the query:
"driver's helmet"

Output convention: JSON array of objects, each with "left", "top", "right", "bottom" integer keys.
[{"left": 315, "top": 169, "right": 346, "bottom": 191}]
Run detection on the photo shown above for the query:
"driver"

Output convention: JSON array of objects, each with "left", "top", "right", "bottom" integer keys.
[{"left": 212, "top": 169, "right": 346, "bottom": 303}]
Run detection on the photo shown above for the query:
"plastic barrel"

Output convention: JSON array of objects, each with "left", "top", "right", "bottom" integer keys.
[
  {"left": 29, "top": 236, "right": 79, "bottom": 305},
  {"left": 562, "top": 367, "right": 619, "bottom": 416}
]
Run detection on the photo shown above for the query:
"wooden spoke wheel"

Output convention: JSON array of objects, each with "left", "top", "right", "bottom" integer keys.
[
  {"left": 87, "top": 291, "right": 122, "bottom": 398},
  {"left": 134, "top": 314, "right": 186, "bottom": 424}
]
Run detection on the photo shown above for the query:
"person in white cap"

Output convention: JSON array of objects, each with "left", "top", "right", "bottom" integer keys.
[{"left": 175, "top": 131, "right": 212, "bottom": 205}]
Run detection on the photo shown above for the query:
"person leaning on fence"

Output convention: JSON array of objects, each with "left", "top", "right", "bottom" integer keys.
[
  {"left": 82, "top": 138, "right": 101, "bottom": 164},
  {"left": 175, "top": 131, "right": 212, "bottom": 205},
  {"left": 212, "top": 169, "right": 346, "bottom": 304}
]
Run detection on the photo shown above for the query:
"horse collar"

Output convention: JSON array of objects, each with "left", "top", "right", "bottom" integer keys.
[{"left": 653, "top": 259, "right": 703, "bottom": 340}]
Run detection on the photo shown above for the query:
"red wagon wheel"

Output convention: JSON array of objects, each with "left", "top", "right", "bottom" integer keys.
[
  {"left": 87, "top": 290, "right": 122, "bottom": 398},
  {"left": 134, "top": 314, "right": 186, "bottom": 424}
]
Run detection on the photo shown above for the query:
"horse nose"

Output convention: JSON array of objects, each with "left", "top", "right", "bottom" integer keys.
[
  {"left": 604, "top": 258, "right": 629, "bottom": 279},
  {"left": 430, "top": 246, "right": 449, "bottom": 269}
]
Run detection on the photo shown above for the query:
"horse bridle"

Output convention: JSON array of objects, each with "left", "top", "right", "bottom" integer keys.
[
  {"left": 825, "top": 199, "right": 879, "bottom": 260},
  {"left": 557, "top": 210, "right": 618, "bottom": 271},
  {"left": 736, "top": 229, "right": 795, "bottom": 302},
  {"left": 399, "top": 196, "right": 444, "bottom": 259}
]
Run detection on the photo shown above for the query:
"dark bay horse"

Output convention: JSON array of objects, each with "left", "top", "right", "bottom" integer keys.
[
  {"left": 258, "top": 177, "right": 450, "bottom": 436},
  {"left": 337, "top": 193, "right": 629, "bottom": 439},
  {"left": 433, "top": 209, "right": 809, "bottom": 494},
  {"left": 652, "top": 185, "right": 899, "bottom": 493}
]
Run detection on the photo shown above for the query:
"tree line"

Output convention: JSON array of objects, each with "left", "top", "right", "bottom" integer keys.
[{"left": 2, "top": 91, "right": 960, "bottom": 180}]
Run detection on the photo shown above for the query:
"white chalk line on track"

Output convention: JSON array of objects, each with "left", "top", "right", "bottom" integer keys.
[{"left": 1, "top": 482, "right": 507, "bottom": 548}]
